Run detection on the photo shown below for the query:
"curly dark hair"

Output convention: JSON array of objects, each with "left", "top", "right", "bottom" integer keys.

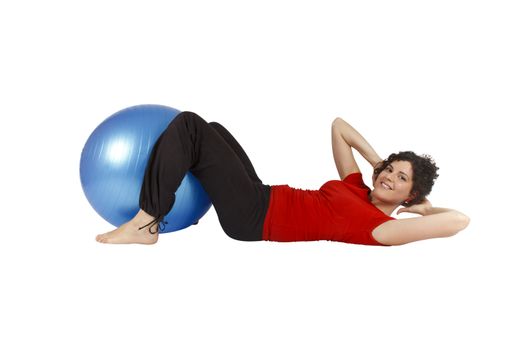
[{"left": 372, "top": 151, "right": 439, "bottom": 207}]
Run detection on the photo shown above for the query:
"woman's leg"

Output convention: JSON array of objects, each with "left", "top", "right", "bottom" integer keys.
[
  {"left": 176, "top": 121, "right": 261, "bottom": 228},
  {"left": 208, "top": 121, "right": 263, "bottom": 184},
  {"left": 96, "top": 111, "right": 271, "bottom": 244}
]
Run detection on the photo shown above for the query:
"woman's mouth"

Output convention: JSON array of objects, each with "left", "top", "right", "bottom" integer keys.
[{"left": 381, "top": 182, "right": 393, "bottom": 190}]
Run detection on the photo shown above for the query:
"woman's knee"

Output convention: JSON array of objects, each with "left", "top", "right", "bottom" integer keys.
[
  {"left": 208, "top": 121, "right": 223, "bottom": 128},
  {"left": 173, "top": 111, "right": 205, "bottom": 125},
  {"left": 166, "top": 111, "right": 207, "bottom": 133}
]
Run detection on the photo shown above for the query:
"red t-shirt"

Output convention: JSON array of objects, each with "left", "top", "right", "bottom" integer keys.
[{"left": 262, "top": 172, "right": 395, "bottom": 246}]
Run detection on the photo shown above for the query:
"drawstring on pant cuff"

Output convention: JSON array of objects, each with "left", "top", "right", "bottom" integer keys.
[{"left": 138, "top": 216, "right": 168, "bottom": 234}]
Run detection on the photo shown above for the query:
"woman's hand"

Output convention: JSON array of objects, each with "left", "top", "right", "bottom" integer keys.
[
  {"left": 397, "top": 198, "right": 432, "bottom": 216},
  {"left": 373, "top": 160, "right": 384, "bottom": 170}
]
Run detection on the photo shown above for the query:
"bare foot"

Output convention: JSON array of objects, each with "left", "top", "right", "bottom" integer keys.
[{"left": 95, "top": 210, "right": 160, "bottom": 244}]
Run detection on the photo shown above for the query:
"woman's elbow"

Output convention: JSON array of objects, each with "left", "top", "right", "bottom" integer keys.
[
  {"left": 451, "top": 212, "right": 471, "bottom": 236},
  {"left": 332, "top": 117, "right": 343, "bottom": 127}
]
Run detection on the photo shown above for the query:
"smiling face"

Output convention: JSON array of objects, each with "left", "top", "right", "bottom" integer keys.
[{"left": 370, "top": 160, "right": 415, "bottom": 205}]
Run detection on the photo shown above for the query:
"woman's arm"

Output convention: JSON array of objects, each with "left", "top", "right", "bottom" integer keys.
[
  {"left": 373, "top": 199, "right": 471, "bottom": 245},
  {"left": 397, "top": 198, "right": 460, "bottom": 216},
  {"left": 332, "top": 118, "right": 383, "bottom": 179}
]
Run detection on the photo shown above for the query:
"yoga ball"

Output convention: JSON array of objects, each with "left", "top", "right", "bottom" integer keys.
[{"left": 80, "top": 104, "right": 212, "bottom": 233}]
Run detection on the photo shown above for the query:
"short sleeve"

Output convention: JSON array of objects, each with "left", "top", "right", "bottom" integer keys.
[{"left": 342, "top": 172, "right": 369, "bottom": 190}]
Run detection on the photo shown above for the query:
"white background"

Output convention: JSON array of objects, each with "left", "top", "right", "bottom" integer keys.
[{"left": 1, "top": 0, "right": 523, "bottom": 349}]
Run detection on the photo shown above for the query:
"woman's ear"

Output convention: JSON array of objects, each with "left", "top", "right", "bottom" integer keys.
[{"left": 404, "top": 191, "right": 419, "bottom": 205}]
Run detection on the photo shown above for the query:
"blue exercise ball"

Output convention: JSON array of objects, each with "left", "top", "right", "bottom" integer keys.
[{"left": 80, "top": 104, "right": 212, "bottom": 233}]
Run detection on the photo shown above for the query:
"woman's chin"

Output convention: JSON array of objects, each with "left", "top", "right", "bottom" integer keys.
[{"left": 370, "top": 189, "right": 400, "bottom": 205}]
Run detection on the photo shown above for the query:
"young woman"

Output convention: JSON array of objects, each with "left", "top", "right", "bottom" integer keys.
[{"left": 95, "top": 111, "right": 470, "bottom": 246}]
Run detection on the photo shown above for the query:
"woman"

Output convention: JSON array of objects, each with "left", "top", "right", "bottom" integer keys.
[{"left": 95, "top": 111, "right": 470, "bottom": 246}]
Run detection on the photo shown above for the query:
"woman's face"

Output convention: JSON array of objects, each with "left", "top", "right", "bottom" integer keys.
[{"left": 371, "top": 160, "right": 414, "bottom": 205}]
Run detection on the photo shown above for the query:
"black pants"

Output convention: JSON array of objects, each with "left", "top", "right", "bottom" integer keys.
[{"left": 139, "top": 111, "right": 271, "bottom": 241}]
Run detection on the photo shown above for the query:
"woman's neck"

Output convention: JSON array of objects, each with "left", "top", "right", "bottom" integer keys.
[{"left": 368, "top": 193, "right": 398, "bottom": 217}]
